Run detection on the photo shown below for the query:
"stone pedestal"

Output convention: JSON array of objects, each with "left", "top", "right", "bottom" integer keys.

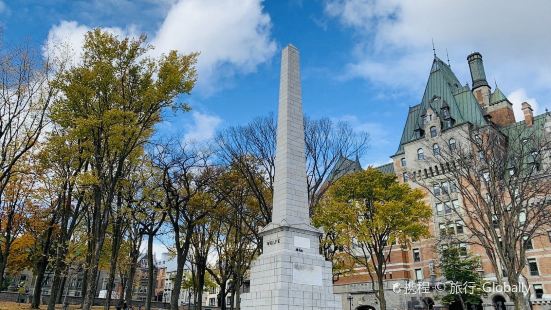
[{"left": 240, "top": 44, "right": 342, "bottom": 310}]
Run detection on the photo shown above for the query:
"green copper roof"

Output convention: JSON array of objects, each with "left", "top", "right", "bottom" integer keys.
[
  {"left": 490, "top": 87, "right": 508, "bottom": 105},
  {"left": 500, "top": 112, "right": 549, "bottom": 143},
  {"left": 395, "top": 57, "right": 488, "bottom": 155},
  {"left": 375, "top": 162, "right": 395, "bottom": 175},
  {"left": 326, "top": 155, "right": 362, "bottom": 183}
]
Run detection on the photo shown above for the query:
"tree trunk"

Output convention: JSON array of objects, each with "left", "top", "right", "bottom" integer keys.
[
  {"left": 196, "top": 267, "right": 205, "bottom": 310},
  {"left": 57, "top": 275, "right": 67, "bottom": 304},
  {"left": 171, "top": 250, "right": 185, "bottom": 310},
  {"left": 31, "top": 258, "right": 47, "bottom": 309},
  {"left": 117, "top": 275, "right": 126, "bottom": 308},
  {"left": 0, "top": 240, "right": 11, "bottom": 289},
  {"left": 46, "top": 263, "right": 63, "bottom": 310},
  {"left": 376, "top": 276, "right": 386, "bottom": 310},
  {"left": 218, "top": 282, "right": 226, "bottom": 310},
  {"left": 146, "top": 233, "right": 155, "bottom": 310},
  {"left": 170, "top": 224, "right": 193, "bottom": 310},
  {"left": 125, "top": 244, "right": 140, "bottom": 307},
  {"left": 82, "top": 229, "right": 106, "bottom": 310},
  {"left": 105, "top": 213, "right": 124, "bottom": 310},
  {"left": 83, "top": 182, "right": 111, "bottom": 310},
  {"left": 234, "top": 284, "right": 240, "bottom": 310},
  {"left": 0, "top": 205, "right": 16, "bottom": 290},
  {"left": 31, "top": 221, "right": 56, "bottom": 309}
]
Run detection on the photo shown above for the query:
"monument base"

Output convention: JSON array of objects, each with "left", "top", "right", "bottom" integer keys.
[{"left": 241, "top": 225, "right": 342, "bottom": 310}]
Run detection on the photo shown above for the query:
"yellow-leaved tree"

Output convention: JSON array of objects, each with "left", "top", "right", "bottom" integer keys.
[{"left": 314, "top": 167, "right": 431, "bottom": 310}]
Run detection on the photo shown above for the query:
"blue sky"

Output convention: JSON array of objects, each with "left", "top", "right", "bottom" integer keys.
[{"left": 2, "top": 0, "right": 551, "bottom": 167}]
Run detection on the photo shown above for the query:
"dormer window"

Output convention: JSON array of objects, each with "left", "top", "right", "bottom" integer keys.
[
  {"left": 448, "top": 138, "right": 457, "bottom": 151},
  {"left": 430, "top": 126, "right": 437, "bottom": 138},
  {"left": 433, "top": 144, "right": 440, "bottom": 156},
  {"left": 417, "top": 148, "right": 425, "bottom": 160},
  {"left": 442, "top": 108, "right": 450, "bottom": 119}
]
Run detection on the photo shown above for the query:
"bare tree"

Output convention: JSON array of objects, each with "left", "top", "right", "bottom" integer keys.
[
  {"left": 152, "top": 142, "right": 217, "bottom": 310},
  {"left": 216, "top": 114, "right": 369, "bottom": 232},
  {"left": 414, "top": 120, "right": 551, "bottom": 310},
  {"left": 0, "top": 42, "right": 56, "bottom": 288},
  {"left": 208, "top": 164, "right": 262, "bottom": 310}
]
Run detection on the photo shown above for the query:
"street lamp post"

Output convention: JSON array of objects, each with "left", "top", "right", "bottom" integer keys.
[{"left": 347, "top": 294, "right": 353, "bottom": 310}]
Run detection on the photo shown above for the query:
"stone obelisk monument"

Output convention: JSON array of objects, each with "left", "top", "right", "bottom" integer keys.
[{"left": 241, "top": 45, "right": 342, "bottom": 310}]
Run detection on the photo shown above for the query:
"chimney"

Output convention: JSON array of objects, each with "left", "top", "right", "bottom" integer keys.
[
  {"left": 467, "top": 52, "right": 491, "bottom": 108},
  {"left": 467, "top": 52, "right": 489, "bottom": 89},
  {"left": 522, "top": 102, "right": 534, "bottom": 126}
]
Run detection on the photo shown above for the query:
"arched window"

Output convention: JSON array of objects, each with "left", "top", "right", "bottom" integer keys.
[
  {"left": 430, "top": 126, "right": 437, "bottom": 138},
  {"left": 417, "top": 148, "right": 425, "bottom": 160},
  {"left": 449, "top": 138, "right": 456, "bottom": 151},
  {"left": 433, "top": 143, "right": 440, "bottom": 156}
]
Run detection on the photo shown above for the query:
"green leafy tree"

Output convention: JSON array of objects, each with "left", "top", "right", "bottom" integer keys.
[
  {"left": 315, "top": 168, "right": 432, "bottom": 310},
  {"left": 50, "top": 28, "right": 197, "bottom": 310},
  {"left": 439, "top": 247, "right": 486, "bottom": 310}
]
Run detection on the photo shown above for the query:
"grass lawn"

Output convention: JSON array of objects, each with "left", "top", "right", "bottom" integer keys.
[{"left": 0, "top": 302, "right": 104, "bottom": 310}]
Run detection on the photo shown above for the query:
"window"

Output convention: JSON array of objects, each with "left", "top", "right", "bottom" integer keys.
[
  {"left": 459, "top": 243, "right": 467, "bottom": 256},
  {"left": 436, "top": 203, "right": 443, "bottom": 215},
  {"left": 548, "top": 231, "right": 551, "bottom": 243},
  {"left": 447, "top": 223, "right": 455, "bottom": 235},
  {"left": 509, "top": 167, "right": 516, "bottom": 176},
  {"left": 456, "top": 220, "right": 464, "bottom": 234},
  {"left": 450, "top": 181, "right": 458, "bottom": 193},
  {"left": 415, "top": 268, "right": 423, "bottom": 282},
  {"left": 481, "top": 171, "right": 490, "bottom": 182},
  {"left": 442, "top": 108, "right": 450, "bottom": 118},
  {"left": 442, "top": 182, "right": 449, "bottom": 194},
  {"left": 209, "top": 298, "right": 216, "bottom": 306},
  {"left": 430, "top": 126, "right": 437, "bottom": 138},
  {"left": 452, "top": 199, "right": 460, "bottom": 211},
  {"left": 445, "top": 202, "right": 453, "bottom": 214},
  {"left": 449, "top": 138, "right": 456, "bottom": 151},
  {"left": 401, "top": 158, "right": 407, "bottom": 167},
  {"left": 433, "top": 143, "right": 440, "bottom": 156},
  {"left": 413, "top": 248, "right": 421, "bottom": 262},
  {"left": 403, "top": 172, "right": 409, "bottom": 182},
  {"left": 439, "top": 224, "right": 447, "bottom": 236},
  {"left": 519, "top": 210, "right": 526, "bottom": 224},
  {"left": 433, "top": 184, "right": 441, "bottom": 196},
  {"left": 528, "top": 258, "right": 539, "bottom": 276},
  {"left": 417, "top": 148, "right": 425, "bottom": 160},
  {"left": 478, "top": 151, "right": 484, "bottom": 160},
  {"left": 533, "top": 284, "right": 544, "bottom": 299},
  {"left": 524, "top": 236, "right": 533, "bottom": 250}
]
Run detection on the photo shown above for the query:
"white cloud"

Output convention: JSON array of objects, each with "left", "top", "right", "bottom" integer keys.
[
  {"left": 325, "top": 0, "right": 551, "bottom": 110},
  {"left": 140, "top": 239, "right": 170, "bottom": 259},
  {"left": 152, "top": 0, "right": 276, "bottom": 93},
  {"left": 44, "top": 1, "right": 276, "bottom": 94},
  {"left": 508, "top": 88, "right": 539, "bottom": 122},
  {"left": 183, "top": 111, "right": 222, "bottom": 143},
  {"left": 43, "top": 21, "right": 135, "bottom": 67}
]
